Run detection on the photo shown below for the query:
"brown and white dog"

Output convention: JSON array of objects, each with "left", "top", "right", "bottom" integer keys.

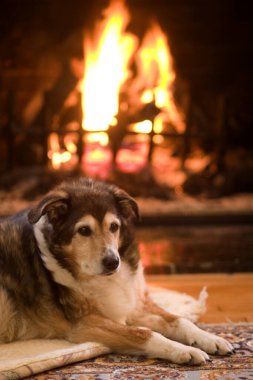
[{"left": 0, "top": 178, "right": 233, "bottom": 364}]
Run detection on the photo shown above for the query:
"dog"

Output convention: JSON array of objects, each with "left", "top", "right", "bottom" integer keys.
[{"left": 0, "top": 177, "right": 233, "bottom": 364}]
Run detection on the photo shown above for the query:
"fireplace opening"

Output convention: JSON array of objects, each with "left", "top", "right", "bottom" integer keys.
[{"left": 0, "top": 0, "right": 253, "bottom": 273}]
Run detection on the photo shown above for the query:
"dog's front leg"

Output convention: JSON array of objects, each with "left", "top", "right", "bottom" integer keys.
[
  {"left": 67, "top": 314, "right": 209, "bottom": 365},
  {"left": 129, "top": 300, "right": 234, "bottom": 356}
]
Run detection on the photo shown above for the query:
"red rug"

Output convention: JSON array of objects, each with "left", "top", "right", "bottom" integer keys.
[{"left": 26, "top": 323, "right": 253, "bottom": 380}]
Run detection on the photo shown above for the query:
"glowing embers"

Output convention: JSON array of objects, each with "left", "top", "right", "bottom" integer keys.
[
  {"left": 48, "top": 132, "right": 79, "bottom": 170},
  {"left": 116, "top": 134, "right": 150, "bottom": 173},
  {"left": 83, "top": 133, "right": 112, "bottom": 178},
  {"left": 83, "top": 133, "right": 149, "bottom": 177}
]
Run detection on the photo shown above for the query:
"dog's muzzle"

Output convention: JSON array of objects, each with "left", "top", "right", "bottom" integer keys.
[{"left": 102, "top": 250, "right": 120, "bottom": 275}]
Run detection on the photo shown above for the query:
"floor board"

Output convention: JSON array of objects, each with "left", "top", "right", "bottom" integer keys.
[{"left": 146, "top": 273, "right": 253, "bottom": 323}]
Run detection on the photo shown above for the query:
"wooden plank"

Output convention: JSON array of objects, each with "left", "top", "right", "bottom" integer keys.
[{"left": 146, "top": 273, "right": 253, "bottom": 323}]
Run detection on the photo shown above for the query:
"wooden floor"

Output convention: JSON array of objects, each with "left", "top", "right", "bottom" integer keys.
[{"left": 147, "top": 273, "right": 253, "bottom": 323}]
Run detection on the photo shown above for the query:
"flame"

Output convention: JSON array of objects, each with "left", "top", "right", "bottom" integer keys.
[
  {"left": 135, "top": 22, "right": 185, "bottom": 133},
  {"left": 86, "top": 132, "right": 109, "bottom": 146},
  {"left": 82, "top": 0, "right": 137, "bottom": 133},
  {"left": 80, "top": 0, "right": 184, "bottom": 165},
  {"left": 130, "top": 120, "right": 153, "bottom": 134},
  {"left": 48, "top": 133, "right": 78, "bottom": 170}
]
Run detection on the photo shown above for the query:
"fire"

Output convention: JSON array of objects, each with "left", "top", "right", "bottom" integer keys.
[
  {"left": 81, "top": 0, "right": 184, "bottom": 137},
  {"left": 49, "top": 0, "right": 185, "bottom": 172},
  {"left": 48, "top": 133, "right": 78, "bottom": 170},
  {"left": 134, "top": 22, "right": 185, "bottom": 133},
  {"left": 81, "top": 0, "right": 137, "bottom": 132}
]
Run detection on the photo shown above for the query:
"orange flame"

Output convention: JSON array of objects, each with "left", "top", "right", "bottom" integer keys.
[
  {"left": 135, "top": 22, "right": 185, "bottom": 133},
  {"left": 81, "top": 1, "right": 184, "bottom": 136},
  {"left": 48, "top": 133, "right": 78, "bottom": 170},
  {"left": 81, "top": 0, "right": 137, "bottom": 132}
]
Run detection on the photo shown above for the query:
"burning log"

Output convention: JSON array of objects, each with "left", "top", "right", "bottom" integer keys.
[{"left": 108, "top": 101, "right": 161, "bottom": 162}]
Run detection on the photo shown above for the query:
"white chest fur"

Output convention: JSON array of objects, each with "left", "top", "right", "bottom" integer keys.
[{"left": 81, "top": 262, "right": 146, "bottom": 324}]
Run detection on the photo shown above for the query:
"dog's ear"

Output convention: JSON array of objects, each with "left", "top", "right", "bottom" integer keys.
[
  {"left": 28, "top": 191, "right": 70, "bottom": 224},
  {"left": 111, "top": 186, "right": 139, "bottom": 222}
]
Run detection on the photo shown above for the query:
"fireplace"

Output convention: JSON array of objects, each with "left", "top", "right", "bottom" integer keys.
[
  {"left": 1, "top": 0, "right": 252, "bottom": 199},
  {"left": 1, "top": 0, "right": 253, "bottom": 198}
]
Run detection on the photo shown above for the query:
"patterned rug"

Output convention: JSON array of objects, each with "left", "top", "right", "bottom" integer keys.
[{"left": 26, "top": 323, "right": 253, "bottom": 380}]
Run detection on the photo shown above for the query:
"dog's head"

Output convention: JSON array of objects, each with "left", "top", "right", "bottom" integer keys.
[{"left": 28, "top": 178, "right": 139, "bottom": 280}]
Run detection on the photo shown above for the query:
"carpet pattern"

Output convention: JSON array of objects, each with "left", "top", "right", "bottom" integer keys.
[{"left": 26, "top": 323, "right": 253, "bottom": 380}]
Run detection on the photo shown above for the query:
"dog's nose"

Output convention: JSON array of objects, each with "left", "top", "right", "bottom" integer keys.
[{"left": 102, "top": 254, "right": 120, "bottom": 272}]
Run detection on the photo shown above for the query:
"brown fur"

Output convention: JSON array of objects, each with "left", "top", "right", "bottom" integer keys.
[{"left": 68, "top": 314, "right": 152, "bottom": 352}]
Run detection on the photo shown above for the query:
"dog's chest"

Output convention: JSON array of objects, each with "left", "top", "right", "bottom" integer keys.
[{"left": 82, "top": 263, "right": 145, "bottom": 323}]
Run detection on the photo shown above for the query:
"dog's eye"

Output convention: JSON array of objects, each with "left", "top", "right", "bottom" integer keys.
[
  {"left": 110, "top": 222, "right": 119, "bottom": 233},
  {"left": 78, "top": 226, "right": 92, "bottom": 237}
]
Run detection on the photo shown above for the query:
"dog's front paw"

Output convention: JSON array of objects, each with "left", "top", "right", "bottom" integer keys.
[
  {"left": 169, "top": 318, "right": 234, "bottom": 356},
  {"left": 172, "top": 346, "right": 209, "bottom": 365},
  {"left": 193, "top": 334, "right": 234, "bottom": 356},
  {"left": 145, "top": 332, "right": 209, "bottom": 365}
]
